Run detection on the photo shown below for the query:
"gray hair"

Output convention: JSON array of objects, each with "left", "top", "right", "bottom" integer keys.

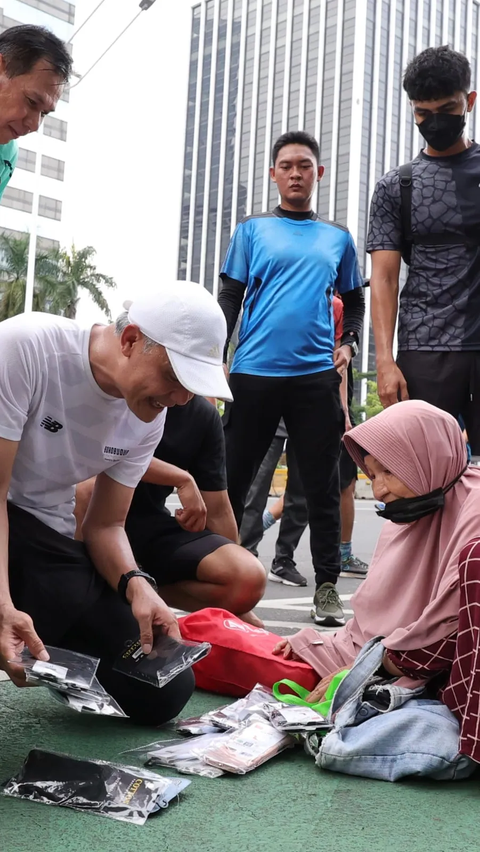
[{"left": 114, "top": 311, "right": 159, "bottom": 353}]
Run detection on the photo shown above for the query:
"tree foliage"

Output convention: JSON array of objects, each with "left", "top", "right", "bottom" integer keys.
[
  {"left": 351, "top": 369, "right": 383, "bottom": 421},
  {"left": 0, "top": 233, "right": 116, "bottom": 321}
]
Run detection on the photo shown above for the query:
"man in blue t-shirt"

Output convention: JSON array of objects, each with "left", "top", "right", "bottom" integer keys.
[{"left": 219, "top": 131, "right": 365, "bottom": 627}]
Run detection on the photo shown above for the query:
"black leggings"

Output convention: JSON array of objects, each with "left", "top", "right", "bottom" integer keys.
[
  {"left": 224, "top": 370, "right": 344, "bottom": 587},
  {"left": 8, "top": 503, "right": 194, "bottom": 726}
]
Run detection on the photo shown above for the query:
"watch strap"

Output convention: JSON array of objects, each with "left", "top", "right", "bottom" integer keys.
[{"left": 118, "top": 570, "right": 158, "bottom": 604}]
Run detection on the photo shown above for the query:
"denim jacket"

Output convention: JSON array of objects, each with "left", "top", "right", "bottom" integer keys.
[{"left": 315, "top": 638, "right": 475, "bottom": 782}]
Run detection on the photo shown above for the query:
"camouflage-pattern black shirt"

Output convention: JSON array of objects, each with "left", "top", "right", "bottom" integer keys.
[{"left": 367, "top": 143, "right": 480, "bottom": 351}]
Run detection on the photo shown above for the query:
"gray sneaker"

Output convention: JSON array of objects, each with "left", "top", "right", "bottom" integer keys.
[
  {"left": 339, "top": 555, "right": 369, "bottom": 579},
  {"left": 311, "top": 583, "right": 345, "bottom": 627}
]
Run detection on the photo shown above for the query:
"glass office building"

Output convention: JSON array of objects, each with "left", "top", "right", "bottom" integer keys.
[{"left": 178, "top": 0, "right": 480, "bottom": 376}]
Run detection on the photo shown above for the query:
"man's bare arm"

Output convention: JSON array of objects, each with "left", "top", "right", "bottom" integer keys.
[
  {"left": 142, "top": 458, "right": 207, "bottom": 532},
  {"left": 202, "top": 490, "right": 238, "bottom": 542},
  {"left": 75, "top": 458, "right": 207, "bottom": 538},
  {"left": 82, "top": 472, "right": 180, "bottom": 650},
  {"left": 0, "top": 437, "right": 49, "bottom": 684},
  {"left": 370, "top": 250, "right": 409, "bottom": 407},
  {"left": 0, "top": 438, "right": 17, "bottom": 608}
]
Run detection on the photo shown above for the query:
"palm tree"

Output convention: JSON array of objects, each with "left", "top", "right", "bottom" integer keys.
[
  {"left": 0, "top": 233, "right": 58, "bottom": 321},
  {"left": 51, "top": 245, "right": 116, "bottom": 320},
  {"left": 0, "top": 236, "right": 116, "bottom": 321}
]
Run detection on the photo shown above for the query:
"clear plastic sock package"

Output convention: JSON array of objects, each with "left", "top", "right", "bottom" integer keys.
[
  {"left": 9, "top": 646, "right": 126, "bottom": 717},
  {"left": 124, "top": 733, "right": 228, "bottom": 779},
  {"left": 174, "top": 715, "right": 220, "bottom": 736},
  {"left": 113, "top": 634, "right": 211, "bottom": 688},
  {"left": 267, "top": 704, "right": 332, "bottom": 733},
  {"left": 203, "top": 720, "right": 294, "bottom": 774},
  {"left": 202, "top": 684, "right": 274, "bottom": 730},
  {"left": 48, "top": 676, "right": 127, "bottom": 718},
  {"left": 12, "top": 646, "right": 99, "bottom": 690},
  {"left": 3, "top": 749, "right": 191, "bottom": 825}
]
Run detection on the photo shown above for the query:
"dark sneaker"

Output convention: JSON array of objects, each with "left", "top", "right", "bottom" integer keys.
[
  {"left": 269, "top": 557, "right": 308, "bottom": 587},
  {"left": 311, "top": 583, "right": 345, "bottom": 626},
  {"left": 339, "top": 555, "right": 369, "bottom": 579}
]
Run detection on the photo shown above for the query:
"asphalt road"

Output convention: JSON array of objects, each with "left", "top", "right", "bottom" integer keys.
[{"left": 252, "top": 497, "right": 383, "bottom": 635}]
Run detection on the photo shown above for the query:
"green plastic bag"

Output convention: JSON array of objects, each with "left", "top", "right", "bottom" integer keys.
[{"left": 272, "top": 670, "right": 350, "bottom": 719}]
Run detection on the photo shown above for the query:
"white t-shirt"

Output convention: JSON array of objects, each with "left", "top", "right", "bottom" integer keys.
[{"left": 0, "top": 312, "right": 166, "bottom": 537}]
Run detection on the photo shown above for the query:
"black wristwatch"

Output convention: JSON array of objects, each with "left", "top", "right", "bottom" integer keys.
[
  {"left": 340, "top": 332, "right": 359, "bottom": 358},
  {"left": 118, "top": 570, "right": 158, "bottom": 604}
]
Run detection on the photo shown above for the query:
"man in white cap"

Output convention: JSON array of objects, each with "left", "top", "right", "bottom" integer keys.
[{"left": 0, "top": 282, "right": 230, "bottom": 724}]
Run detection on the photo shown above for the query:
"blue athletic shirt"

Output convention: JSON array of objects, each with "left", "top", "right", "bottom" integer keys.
[{"left": 221, "top": 210, "right": 363, "bottom": 376}]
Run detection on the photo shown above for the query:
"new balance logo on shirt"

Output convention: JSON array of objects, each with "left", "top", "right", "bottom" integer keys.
[{"left": 40, "top": 416, "right": 63, "bottom": 433}]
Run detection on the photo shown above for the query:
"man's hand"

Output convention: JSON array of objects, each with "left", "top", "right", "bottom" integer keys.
[
  {"left": 377, "top": 361, "right": 409, "bottom": 408},
  {"left": 333, "top": 345, "right": 352, "bottom": 375},
  {"left": 176, "top": 475, "right": 207, "bottom": 533},
  {"left": 127, "top": 578, "right": 181, "bottom": 654},
  {"left": 0, "top": 604, "right": 49, "bottom": 687}
]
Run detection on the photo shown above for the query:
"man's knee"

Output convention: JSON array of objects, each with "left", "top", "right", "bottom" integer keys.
[
  {"left": 100, "top": 666, "right": 195, "bottom": 726},
  {"left": 202, "top": 544, "right": 266, "bottom": 609},
  {"left": 232, "top": 546, "right": 266, "bottom": 597}
]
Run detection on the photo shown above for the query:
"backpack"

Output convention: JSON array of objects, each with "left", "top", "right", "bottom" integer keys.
[{"left": 399, "top": 159, "right": 480, "bottom": 265}]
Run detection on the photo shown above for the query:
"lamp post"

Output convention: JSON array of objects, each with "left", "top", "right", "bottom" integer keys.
[{"left": 23, "top": 126, "right": 44, "bottom": 314}]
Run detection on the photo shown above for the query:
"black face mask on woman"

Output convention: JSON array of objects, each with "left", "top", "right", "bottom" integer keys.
[
  {"left": 418, "top": 111, "right": 466, "bottom": 152},
  {"left": 375, "top": 466, "right": 468, "bottom": 524}
]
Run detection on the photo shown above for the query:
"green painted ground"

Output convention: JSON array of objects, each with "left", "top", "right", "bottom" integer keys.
[{"left": 1, "top": 682, "right": 479, "bottom": 852}]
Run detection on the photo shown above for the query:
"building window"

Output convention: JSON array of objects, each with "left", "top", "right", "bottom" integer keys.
[
  {"left": 17, "top": 148, "right": 36, "bottom": 173},
  {"left": 18, "top": 0, "right": 75, "bottom": 25},
  {"left": 38, "top": 235, "right": 60, "bottom": 251},
  {"left": 38, "top": 195, "right": 62, "bottom": 220},
  {"left": 41, "top": 155, "right": 65, "bottom": 181},
  {"left": 0, "top": 226, "right": 59, "bottom": 252},
  {"left": 1, "top": 187, "right": 33, "bottom": 213},
  {"left": 44, "top": 116, "right": 67, "bottom": 142}
]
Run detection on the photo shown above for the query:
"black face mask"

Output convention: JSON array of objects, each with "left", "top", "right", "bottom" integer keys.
[
  {"left": 418, "top": 111, "right": 466, "bottom": 152},
  {"left": 375, "top": 466, "right": 468, "bottom": 525}
]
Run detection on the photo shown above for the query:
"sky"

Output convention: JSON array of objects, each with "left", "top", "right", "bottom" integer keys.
[{"left": 63, "top": 0, "right": 194, "bottom": 325}]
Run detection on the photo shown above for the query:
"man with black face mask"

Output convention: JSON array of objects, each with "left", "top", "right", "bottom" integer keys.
[{"left": 368, "top": 46, "right": 480, "bottom": 454}]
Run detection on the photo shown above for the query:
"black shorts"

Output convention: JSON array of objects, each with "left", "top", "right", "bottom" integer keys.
[
  {"left": 126, "top": 513, "right": 232, "bottom": 585},
  {"left": 7, "top": 502, "right": 195, "bottom": 725},
  {"left": 397, "top": 350, "right": 480, "bottom": 455},
  {"left": 339, "top": 443, "right": 357, "bottom": 491}
]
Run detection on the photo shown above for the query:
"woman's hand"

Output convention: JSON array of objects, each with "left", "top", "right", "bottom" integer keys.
[
  {"left": 272, "top": 638, "right": 302, "bottom": 661},
  {"left": 306, "top": 667, "right": 346, "bottom": 704}
]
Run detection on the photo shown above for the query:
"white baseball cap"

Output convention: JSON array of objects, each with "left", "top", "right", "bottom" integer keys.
[{"left": 123, "top": 281, "right": 233, "bottom": 402}]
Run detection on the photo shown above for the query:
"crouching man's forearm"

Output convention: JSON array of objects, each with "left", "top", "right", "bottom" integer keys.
[{"left": 83, "top": 473, "right": 180, "bottom": 652}]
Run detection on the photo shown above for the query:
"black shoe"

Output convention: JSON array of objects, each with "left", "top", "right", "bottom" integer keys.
[
  {"left": 269, "top": 557, "right": 308, "bottom": 587},
  {"left": 339, "top": 555, "right": 369, "bottom": 579}
]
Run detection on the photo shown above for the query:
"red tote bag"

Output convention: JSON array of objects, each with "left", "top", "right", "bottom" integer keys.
[{"left": 179, "top": 608, "right": 318, "bottom": 697}]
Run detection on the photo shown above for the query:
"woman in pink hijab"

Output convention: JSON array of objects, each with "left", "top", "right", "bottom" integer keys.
[{"left": 273, "top": 400, "right": 480, "bottom": 762}]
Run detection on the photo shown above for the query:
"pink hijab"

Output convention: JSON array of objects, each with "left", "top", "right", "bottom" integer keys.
[
  {"left": 289, "top": 400, "right": 480, "bottom": 674},
  {"left": 344, "top": 400, "right": 480, "bottom": 650}
]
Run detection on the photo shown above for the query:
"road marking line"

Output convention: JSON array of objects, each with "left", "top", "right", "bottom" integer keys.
[
  {"left": 257, "top": 603, "right": 353, "bottom": 615},
  {"left": 262, "top": 620, "right": 337, "bottom": 631},
  {"left": 259, "top": 594, "right": 353, "bottom": 605}
]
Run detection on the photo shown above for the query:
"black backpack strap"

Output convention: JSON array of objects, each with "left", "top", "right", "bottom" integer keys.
[{"left": 399, "top": 161, "right": 413, "bottom": 265}]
